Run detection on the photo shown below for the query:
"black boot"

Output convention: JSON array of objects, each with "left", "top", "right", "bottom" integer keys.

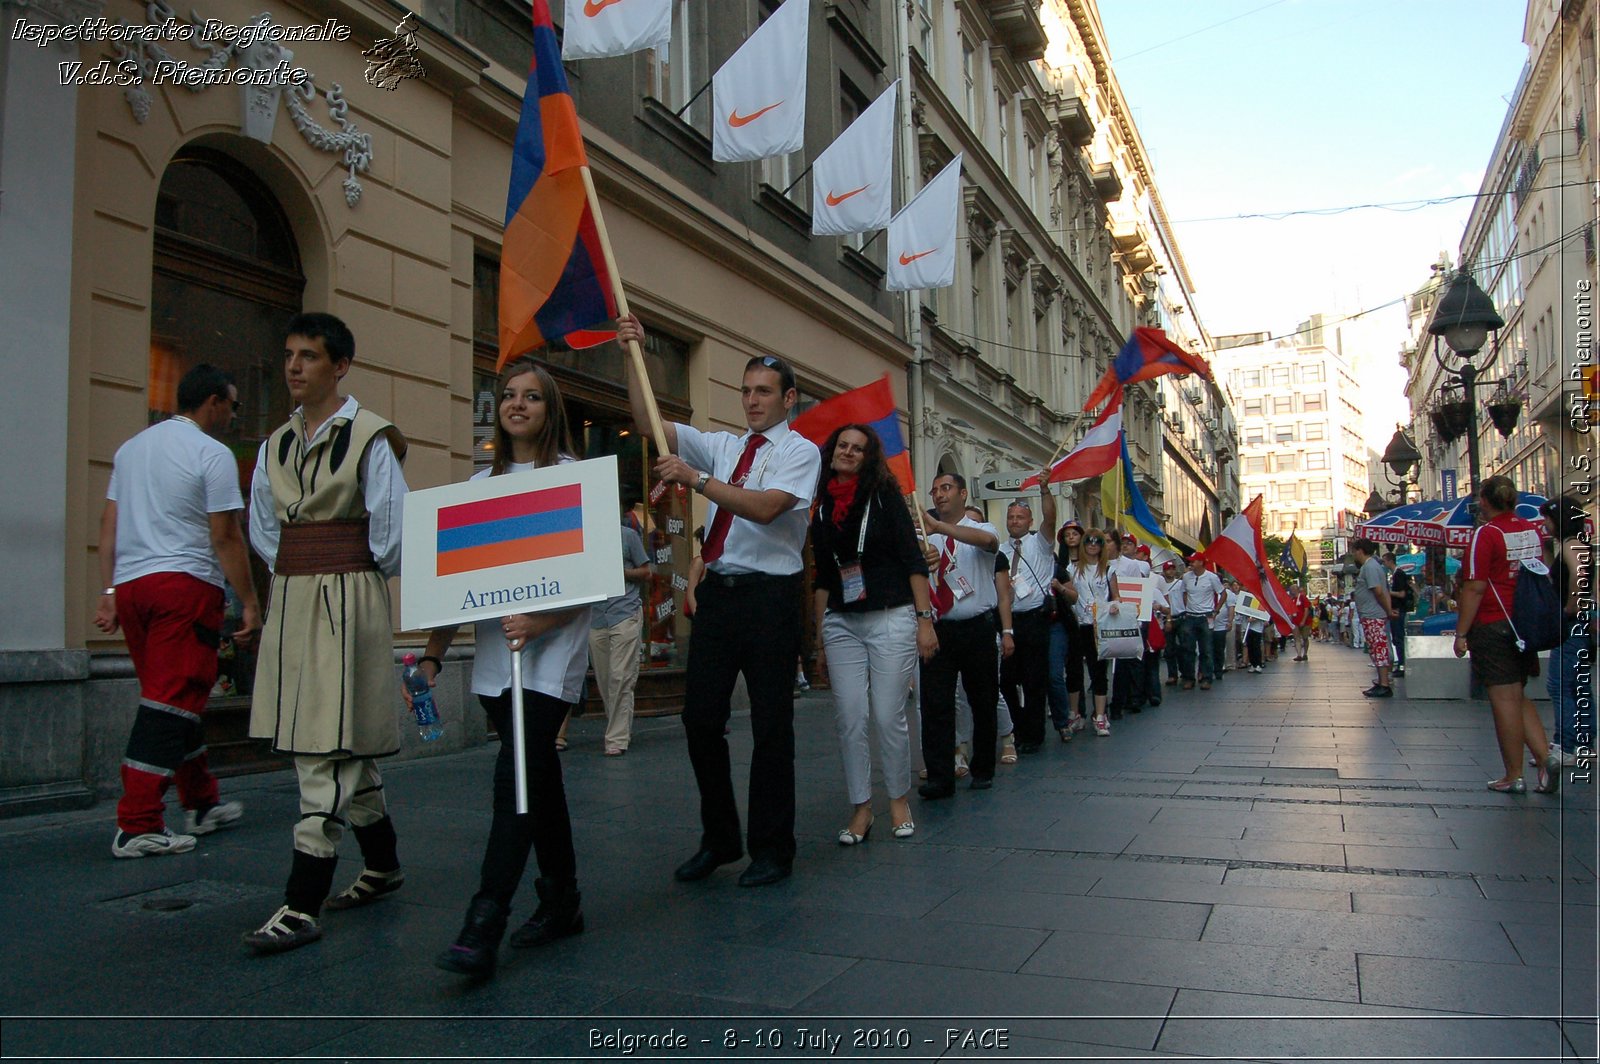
[
  {"left": 508, "top": 877, "right": 583, "bottom": 948},
  {"left": 435, "top": 896, "right": 507, "bottom": 975}
]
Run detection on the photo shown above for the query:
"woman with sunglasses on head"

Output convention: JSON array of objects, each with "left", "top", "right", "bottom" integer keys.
[
  {"left": 1061, "top": 527, "right": 1120, "bottom": 736},
  {"left": 1050, "top": 519, "right": 1086, "bottom": 736},
  {"left": 811, "top": 425, "right": 936, "bottom": 843},
  {"left": 416, "top": 320, "right": 645, "bottom": 976}
]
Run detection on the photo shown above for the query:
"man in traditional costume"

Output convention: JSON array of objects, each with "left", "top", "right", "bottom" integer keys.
[{"left": 243, "top": 313, "right": 409, "bottom": 953}]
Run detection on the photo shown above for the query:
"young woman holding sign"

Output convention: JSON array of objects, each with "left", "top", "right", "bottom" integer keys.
[{"left": 413, "top": 319, "right": 644, "bottom": 976}]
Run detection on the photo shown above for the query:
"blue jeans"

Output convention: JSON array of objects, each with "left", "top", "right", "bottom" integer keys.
[
  {"left": 1177, "top": 615, "right": 1214, "bottom": 683},
  {"left": 1047, "top": 622, "right": 1070, "bottom": 729},
  {"left": 1546, "top": 626, "right": 1593, "bottom": 753}
]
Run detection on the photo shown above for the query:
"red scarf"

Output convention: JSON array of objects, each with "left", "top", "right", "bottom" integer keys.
[{"left": 826, "top": 475, "right": 859, "bottom": 528}]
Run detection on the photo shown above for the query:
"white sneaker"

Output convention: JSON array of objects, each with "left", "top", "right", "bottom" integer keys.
[
  {"left": 184, "top": 800, "right": 243, "bottom": 836},
  {"left": 112, "top": 828, "right": 197, "bottom": 859}
]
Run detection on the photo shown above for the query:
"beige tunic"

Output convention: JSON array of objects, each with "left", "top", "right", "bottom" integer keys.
[{"left": 250, "top": 408, "right": 406, "bottom": 757}]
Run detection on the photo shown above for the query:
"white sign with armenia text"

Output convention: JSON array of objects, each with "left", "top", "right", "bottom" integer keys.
[{"left": 400, "top": 456, "right": 624, "bottom": 630}]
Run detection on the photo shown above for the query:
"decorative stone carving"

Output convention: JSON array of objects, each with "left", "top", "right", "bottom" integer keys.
[{"left": 109, "top": 1, "right": 372, "bottom": 207}]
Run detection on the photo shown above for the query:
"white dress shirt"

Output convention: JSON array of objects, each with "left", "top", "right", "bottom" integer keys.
[
  {"left": 930, "top": 518, "right": 999, "bottom": 621},
  {"left": 248, "top": 395, "right": 407, "bottom": 578},
  {"left": 676, "top": 420, "right": 820, "bottom": 576},
  {"left": 1001, "top": 530, "right": 1055, "bottom": 614}
]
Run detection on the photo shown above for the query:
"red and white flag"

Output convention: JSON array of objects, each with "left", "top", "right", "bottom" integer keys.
[
  {"left": 561, "top": 0, "right": 672, "bottom": 60},
  {"left": 1020, "top": 398, "right": 1122, "bottom": 489},
  {"left": 711, "top": 0, "right": 809, "bottom": 163},
  {"left": 1202, "top": 496, "right": 1294, "bottom": 636},
  {"left": 811, "top": 80, "right": 896, "bottom": 236},
  {"left": 886, "top": 154, "right": 961, "bottom": 291}
]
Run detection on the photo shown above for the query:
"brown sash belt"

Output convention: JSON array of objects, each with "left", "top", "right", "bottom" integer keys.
[{"left": 275, "top": 518, "right": 378, "bottom": 575}]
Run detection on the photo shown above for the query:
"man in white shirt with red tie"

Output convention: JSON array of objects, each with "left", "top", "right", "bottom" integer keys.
[
  {"left": 630, "top": 353, "right": 820, "bottom": 887},
  {"left": 999, "top": 498, "right": 1055, "bottom": 753}
]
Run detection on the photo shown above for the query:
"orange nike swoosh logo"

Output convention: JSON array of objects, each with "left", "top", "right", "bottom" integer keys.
[
  {"left": 825, "top": 185, "right": 869, "bottom": 206},
  {"left": 728, "top": 101, "right": 783, "bottom": 127},
  {"left": 899, "top": 249, "right": 938, "bottom": 265},
  {"left": 584, "top": 0, "right": 622, "bottom": 15}
]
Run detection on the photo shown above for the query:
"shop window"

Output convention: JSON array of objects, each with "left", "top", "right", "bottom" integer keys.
[{"left": 151, "top": 145, "right": 305, "bottom": 701}]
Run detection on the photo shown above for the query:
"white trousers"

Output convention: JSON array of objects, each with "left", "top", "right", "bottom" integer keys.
[{"left": 824, "top": 606, "right": 918, "bottom": 806}]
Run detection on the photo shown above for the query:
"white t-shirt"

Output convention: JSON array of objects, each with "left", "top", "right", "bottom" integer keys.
[
  {"left": 1068, "top": 561, "right": 1114, "bottom": 626},
  {"left": 1212, "top": 589, "right": 1237, "bottom": 632},
  {"left": 107, "top": 417, "right": 243, "bottom": 587},
  {"left": 467, "top": 461, "right": 593, "bottom": 703},
  {"left": 675, "top": 420, "right": 820, "bottom": 576},
  {"left": 1175, "top": 569, "right": 1225, "bottom": 615}
]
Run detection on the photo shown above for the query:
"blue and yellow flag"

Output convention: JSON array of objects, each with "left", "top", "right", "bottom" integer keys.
[
  {"left": 1098, "top": 431, "right": 1174, "bottom": 554},
  {"left": 1279, "top": 528, "right": 1309, "bottom": 582}
]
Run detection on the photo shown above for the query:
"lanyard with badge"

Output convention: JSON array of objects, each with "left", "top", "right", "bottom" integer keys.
[
  {"left": 1011, "top": 537, "right": 1044, "bottom": 602},
  {"left": 837, "top": 499, "right": 872, "bottom": 603},
  {"left": 946, "top": 533, "right": 976, "bottom": 601}
]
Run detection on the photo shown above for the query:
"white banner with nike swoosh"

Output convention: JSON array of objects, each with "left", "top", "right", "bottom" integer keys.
[
  {"left": 562, "top": 0, "right": 672, "bottom": 60},
  {"left": 885, "top": 153, "right": 961, "bottom": 291},
  {"left": 711, "top": 0, "right": 809, "bottom": 162},
  {"left": 811, "top": 80, "right": 896, "bottom": 235}
]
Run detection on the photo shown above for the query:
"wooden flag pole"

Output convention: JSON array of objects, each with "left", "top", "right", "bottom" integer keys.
[{"left": 579, "top": 165, "right": 670, "bottom": 457}]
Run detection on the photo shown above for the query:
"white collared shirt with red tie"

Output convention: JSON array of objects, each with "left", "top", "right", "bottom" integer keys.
[{"left": 675, "top": 420, "right": 820, "bottom": 576}]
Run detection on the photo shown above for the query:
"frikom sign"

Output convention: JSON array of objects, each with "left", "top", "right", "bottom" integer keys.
[{"left": 399, "top": 456, "right": 624, "bottom": 630}]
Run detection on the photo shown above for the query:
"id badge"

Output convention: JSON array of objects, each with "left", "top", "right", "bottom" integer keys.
[
  {"left": 1012, "top": 574, "right": 1033, "bottom": 601},
  {"left": 840, "top": 563, "right": 867, "bottom": 603},
  {"left": 952, "top": 573, "right": 975, "bottom": 600}
]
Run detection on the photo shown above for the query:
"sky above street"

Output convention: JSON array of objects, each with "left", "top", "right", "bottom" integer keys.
[{"left": 1098, "top": 0, "right": 1531, "bottom": 447}]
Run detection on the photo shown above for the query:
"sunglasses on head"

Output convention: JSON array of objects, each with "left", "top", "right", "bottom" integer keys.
[{"left": 1085, "top": 536, "right": 1104, "bottom": 545}]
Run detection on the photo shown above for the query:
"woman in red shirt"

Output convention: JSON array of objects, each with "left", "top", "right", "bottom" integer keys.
[{"left": 1453, "top": 476, "right": 1560, "bottom": 794}]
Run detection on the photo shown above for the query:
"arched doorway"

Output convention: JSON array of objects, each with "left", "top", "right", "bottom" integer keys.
[{"left": 150, "top": 143, "right": 305, "bottom": 768}]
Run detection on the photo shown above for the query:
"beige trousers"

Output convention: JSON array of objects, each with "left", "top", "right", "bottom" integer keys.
[
  {"left": 292, "top": 756, "right": 387, "bottom": 858},
  {"left": 588, "top": 613, "right": 643, "bottom": 750}
]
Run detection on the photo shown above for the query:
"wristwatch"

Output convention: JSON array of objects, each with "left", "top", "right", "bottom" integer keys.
[
  {"left": 693, "top": 471, "right": 711, "bottom": 494},
  {"left": 915, "top": 608, "right": 936, "bottom": 619}
]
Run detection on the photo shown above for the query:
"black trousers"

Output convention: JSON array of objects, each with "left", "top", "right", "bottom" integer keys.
[
  {"left": 1000, "top": 608, "right": 1051, "bottom": 745},
  {"left": 922, "top": 613, "right": 999, "bottom": 788},
  {"left": 1246, "top": 629, "right": 1264, "bottom": 667},
  {"left": 682, "top": 573, "right": 802, "bottom": 864},
  {"left": 1389, "top": 616, "right": 1407, "bottom": 666},
  {"left": 1111, "top": 621, "right": 1151, "bottom": 710},
  {"left": 477, "top": 689, "right": 577, "bottom": 908},
  {"left": 1067, "top": 622, "right": 1109, "bottom": 696}
]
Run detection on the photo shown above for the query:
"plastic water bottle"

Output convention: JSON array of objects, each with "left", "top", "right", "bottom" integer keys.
[{"left": 401, "top": 653, "right": 444, "bottom": 742}]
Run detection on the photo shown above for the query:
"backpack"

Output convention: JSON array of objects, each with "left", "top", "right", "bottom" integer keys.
[{"left": 1481, "top": 524, "right": 1561, "bottom": 652}]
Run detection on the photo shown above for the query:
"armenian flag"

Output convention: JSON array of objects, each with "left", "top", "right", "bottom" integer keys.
[
  {"left": 498, "top": 0, "right": 616, "bottom": 366},
  {"left": 790, "top": 374, "right": 916, "bottom": 493},
  {"left": 1084, "top": 327, "right": 1211, "bottom": 412},
  {"left": 435, "top": 483, "right": 585, "bottom": 577}
]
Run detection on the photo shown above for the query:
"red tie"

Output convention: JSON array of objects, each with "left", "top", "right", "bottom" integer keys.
[{"left": 700, "top": 434, "right": 767, "bottom": 566}]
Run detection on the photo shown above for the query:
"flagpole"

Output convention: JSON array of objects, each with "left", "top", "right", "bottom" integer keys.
[
  {"left": 509, "top": 648, "right": 529, "bottom": 815},
  {"left": 579, "top": 165, "right": 670, "bottom": 457}
]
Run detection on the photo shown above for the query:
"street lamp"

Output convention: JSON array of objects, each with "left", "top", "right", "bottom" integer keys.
[{"left": 1425, "top": 270, "right": 1504, "bottom": 504}]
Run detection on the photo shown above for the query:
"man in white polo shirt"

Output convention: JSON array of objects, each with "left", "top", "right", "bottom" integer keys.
[
  {"left": 95, "top": 364, "right": 261, "bottom": 858},
  {"left": 1173, "top": 553, "right": 1226, "bottom": 690},
  {"left": 631, "top": 353, "right": 821, "bottom": 888}
]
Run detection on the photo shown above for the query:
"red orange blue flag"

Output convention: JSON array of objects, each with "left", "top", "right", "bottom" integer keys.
[
  {"left": 789, "top": 374, "right": 916, "bottom": 494},
  {"left": 1083, "top": 327, "right": 1211, "bottom": 412},
  {"left": 498, "top": 0, "right": 617, "bottom": 367},
  {"left": 435, "top": 483, "right": 585, "bottom": 577}
]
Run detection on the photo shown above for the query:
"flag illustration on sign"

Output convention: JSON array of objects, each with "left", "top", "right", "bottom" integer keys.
[
  {"left": 499, "top": 0, "right": 617, "bottom": 366},
  {"left": 711, "top": 0, "right": 809, "bottom": 162},
  {"left": 436, "top": 483, "right": 585, "bottom": 577},
  {"left": 1084, "top": 328, "right": 1212, "bottom": 412},
  {"left": 812, "top": 80, "right": 896, "bottom": 236},
  {"left": 790, "top": 374, "right": 915, "bottom": 493},
  {"left": 562, "top": 0, "right": 672, "bottom": 60},
  {"left": 1020, "top": 395, "right": 1123, "bottom": 489},
  {"left": 886, "top": 154, "right": 961, "bottom": 291}
]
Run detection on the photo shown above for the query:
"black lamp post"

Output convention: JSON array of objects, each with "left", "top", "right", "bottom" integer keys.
[
  {"left": 1425, "top": 271, "right": 1504, "bottom": 507},
  {"left": 1364, "top": 427, "right": 1422, "bottom": 517}
]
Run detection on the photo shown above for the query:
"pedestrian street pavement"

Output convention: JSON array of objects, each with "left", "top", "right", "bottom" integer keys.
[{"left": 2, "top": 643, "right": 1595, "bottom": 1062}]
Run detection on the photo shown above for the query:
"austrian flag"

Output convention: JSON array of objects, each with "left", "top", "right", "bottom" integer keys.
[{"left": 435, "top": 484, "right": 585, "bottom": 577}]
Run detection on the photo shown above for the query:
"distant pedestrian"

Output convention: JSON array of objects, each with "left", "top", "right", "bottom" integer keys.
[
  {"left": 96, "top": 364, "right": 260, "bottom": 858},
  {"left": 590, "top": 488, "right": 653, "bottom": 756},
  {"left": 1384, "top": 552, "right": 1413, "bottom": 676},
  {"left": 1351, "top": 539, "right": 1395, "bottom": 698}
]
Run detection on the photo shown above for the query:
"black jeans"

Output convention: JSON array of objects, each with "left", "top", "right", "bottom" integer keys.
[
  {"left": 1067, "top": 621, "right": 1109, "bottom": 696},
  {"left": 1246, "top": 629, "right": 1264, "bottom": 668},
  {"left": 1112, "top": 621, "right": 1151, "bottom": 710},
  {"left": 1000, "top": 608, "right": 1051, "bottom": 745},
  {"left": 477, "top": 689, "right": 577, "bottom": 907},
  {"left": 1389, "top": 616, "right": 1407, "bottom": 666},
  {"left": 682, "top": 573, "right": 802, "bottom": 864},
  {"left": 922, "top": 613, "right": 1000, "bottom": 787}
]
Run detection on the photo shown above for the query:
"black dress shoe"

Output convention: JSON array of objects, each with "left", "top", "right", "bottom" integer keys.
[
  {"left": 917, "top": 781, "right": 954, "bottom": 799},
  {"left": 737, "top": 858, "right": 792, "bottom": 887},
  {"left": 968, "top": 776, "right": 993, "bottom": 790},
  {"left": 673, "top": 848, "right": 741, "bottom": 882},
  {"left": 1016, "top": 741, "right": 1042, "bottom": 755}
]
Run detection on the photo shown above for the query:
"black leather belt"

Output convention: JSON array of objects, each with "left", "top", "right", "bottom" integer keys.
[
  {"left": 936, "top": 610, "right": 996, "bottom": 628},
  {"left": 704, "top": 571, "right": 798, "bottom": 589}
]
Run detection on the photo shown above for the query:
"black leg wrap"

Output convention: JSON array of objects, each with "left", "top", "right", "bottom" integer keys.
[
  {"left": 352, "top": 815, "right": 399, "bottom": 874},
  {"left": 286, "top": 850, "right": 338, "bottom": 917}
]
